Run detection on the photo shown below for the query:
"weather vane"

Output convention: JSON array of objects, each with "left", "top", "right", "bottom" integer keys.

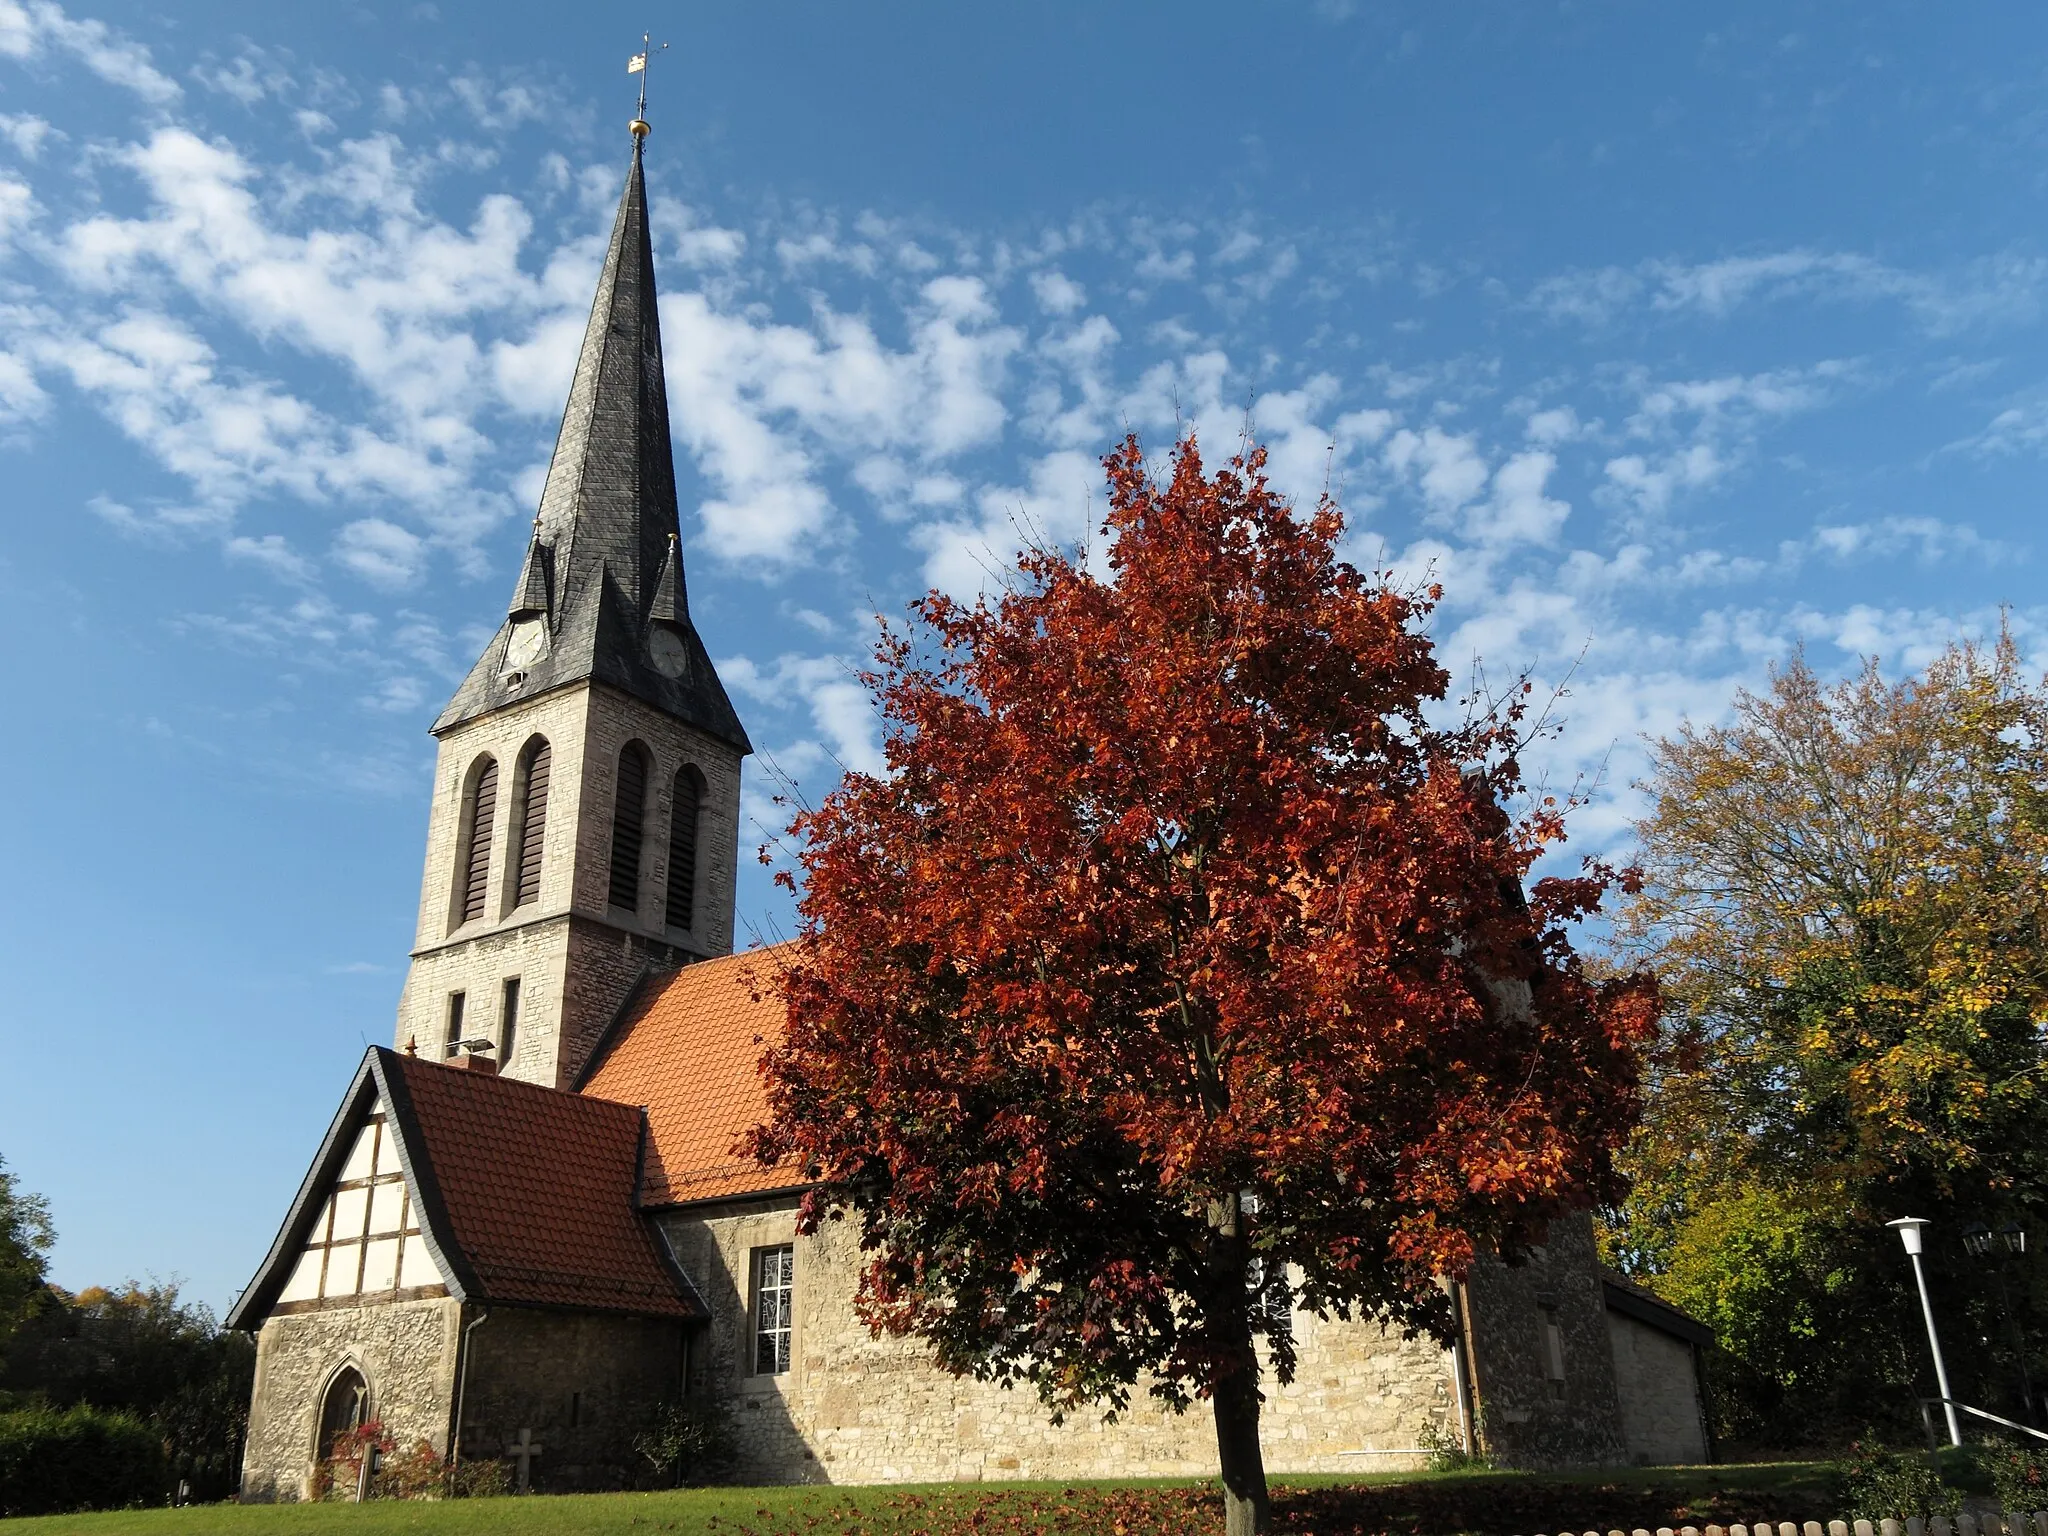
[{"left": 627, "top": 32, "right": 669, "bottom": 135}]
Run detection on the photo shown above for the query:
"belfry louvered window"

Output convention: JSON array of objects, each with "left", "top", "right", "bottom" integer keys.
[
  {"left": 665, "top": 767, "right": 703, "bottom": 931},
  {"left": 512, "top": 737, "right": 550, "bottom": 909},
  {"left": 458, "top": 757, "right": 498, "bottom": 926},
  {"left": 608, "top": 743, "right": 651, "bottom": 911}
]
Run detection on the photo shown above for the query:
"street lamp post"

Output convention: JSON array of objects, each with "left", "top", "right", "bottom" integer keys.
[{"left": 1891, "top": 1217, "right": 1964, "bottom": 1447}]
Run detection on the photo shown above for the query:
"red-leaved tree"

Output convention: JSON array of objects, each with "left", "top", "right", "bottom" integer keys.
[{"left": 749, "top": 436, "right": 1658, "bottom": 1535}]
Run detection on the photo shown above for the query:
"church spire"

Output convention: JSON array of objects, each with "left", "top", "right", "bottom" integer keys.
[
  {"left": 433, "top": 131, "right": 749, "bottom": 753},
  {"left": 533, "top": 130, "right": 675, "bottom": 615}
]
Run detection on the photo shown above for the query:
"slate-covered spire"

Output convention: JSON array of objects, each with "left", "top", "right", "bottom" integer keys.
[
  {"left": 433, "top": 131, "right": 749, "bottom": 753},
  {"left": 531, "top": 130, "right": 677, "bottom": 614}
]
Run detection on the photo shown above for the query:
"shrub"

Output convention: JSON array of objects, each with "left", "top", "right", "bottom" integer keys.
[
  {"left": 0, "top": 1403, "right": 166, "bottom": 1516},
  {"left": 633, "top": 1397, "right": 737, "bottom": 1487},
  {"left": 308, "top": 1420, "right": 508, "bottom": 1501},
  {"left": 1834, "top": 1440, "right": 1959, "bottom": 1523},
  {"left": 446, "top": 1455, "right": 510, "bottom": 1498},
  {"left": 1987, "top": 1442, "right": 2048, "bottom": 1514},
  {"left": 1416, "top": 1414, "right": 1490, "bottom": 1472}
]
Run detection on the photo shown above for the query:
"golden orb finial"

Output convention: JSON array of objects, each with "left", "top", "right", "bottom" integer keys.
[{"left": 630, "top": 117, "right": 651, "bottom": 138}]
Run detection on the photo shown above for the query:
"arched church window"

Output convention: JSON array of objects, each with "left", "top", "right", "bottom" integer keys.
[
  {"left": 608, "top": 743, "right": 651, "bottom": 911},
  {"left": 456, "top": 757, "right": 498, "bottom": 928},
  {"left": 511, "top": 737, "right": 551, "bottom": 910},
  {"left": 316, "top": 1365, "right": 368, "bottom": 1464},
  {"left": 665, "top": 766, "right": 704, "bottom": 932}
]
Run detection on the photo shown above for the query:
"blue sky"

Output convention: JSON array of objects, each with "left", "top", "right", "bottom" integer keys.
[{"left": 3, "top": 1, "right": 2045, "bottom": 1312}]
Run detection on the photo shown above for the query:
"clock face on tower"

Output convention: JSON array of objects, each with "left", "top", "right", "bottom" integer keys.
[
  {"left": 649, "top": 625, "right": 690, "bottom": 679},
  {"left": 506, "top": 617, "right": 549, "bottom": 670}
]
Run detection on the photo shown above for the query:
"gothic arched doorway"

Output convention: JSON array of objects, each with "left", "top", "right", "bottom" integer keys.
[{"left": 316, "top": 1365, "right": 368, "bottom": 1464}]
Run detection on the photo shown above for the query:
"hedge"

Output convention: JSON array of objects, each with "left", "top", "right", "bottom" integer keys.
[{"left": 0, "top": 1403, "right": 166, "bottom": 1516}]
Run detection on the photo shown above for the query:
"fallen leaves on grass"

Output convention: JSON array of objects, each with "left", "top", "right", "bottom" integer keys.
[{"left": 693, "top": 1479, "right": 1835, "bottom": 1536}]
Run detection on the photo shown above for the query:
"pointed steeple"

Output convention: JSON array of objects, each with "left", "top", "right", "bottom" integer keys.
[
  {"left": 434, "top": 132, "right": 749, "bottom": 753},
  {"left": 531, "top": 131, "right": 676, "bottom": 613}
]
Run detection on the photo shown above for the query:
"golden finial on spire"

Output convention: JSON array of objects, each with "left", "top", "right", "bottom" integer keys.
[{"left": 627, "top": 31, "right": 668, "bottom": 138}]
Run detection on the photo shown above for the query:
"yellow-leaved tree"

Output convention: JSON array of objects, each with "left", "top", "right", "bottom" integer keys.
[{"left": 1613, "top": 630, "right": 2048, "bottom": 1445}]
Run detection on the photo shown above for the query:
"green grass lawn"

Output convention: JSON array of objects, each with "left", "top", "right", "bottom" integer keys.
[{"left": 7, "top": 1463, "right": 1838, "bottom": 1536}]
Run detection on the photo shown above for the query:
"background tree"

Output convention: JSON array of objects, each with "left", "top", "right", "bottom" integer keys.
[
  {"left": 751, "top": 435, "right": 1659, "bottom": 1535},
  {"left": 0, "top": 1158, "right": 52, "bottom": 1373},
  {"left": 2, "top": 1283, "right": 255, "bottom": 1500},
  {"left": 0, "top": 1163, "right": 253, "bottom": 1504},
  {"left": 1611, "top": 635, "right": 2048, "bottom": 1445}
]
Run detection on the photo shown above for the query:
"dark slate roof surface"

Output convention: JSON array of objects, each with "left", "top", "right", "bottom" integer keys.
[{"left": 434, "top": 138, "right": 749, "bottom": 752}]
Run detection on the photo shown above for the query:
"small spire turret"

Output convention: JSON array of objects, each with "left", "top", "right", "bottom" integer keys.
[
  {"left": 509, "top": 515, "right": 551, "bottom": 622},
  {"left": 649, "top": 531, "right": 685, "bottom": 628}
]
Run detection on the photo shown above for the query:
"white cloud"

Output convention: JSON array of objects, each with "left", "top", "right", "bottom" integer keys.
[
  {"left": 334, "top": 518, "right": 426, "bottom": 589},
  {"left": 1471, "top": 450, "right": 1570, "bottom": 546},
  {"left": 1532, "top": 249, "right": 2048, "bottom": 337},
  {"left": 1030, "top": 269, "right": 1086, "bottom": 315},
  {"left": 0, "top": 112, "right": 54, "bottom": 158},
  {"left": 658, "top": 274, "right": 1021, "bottom": 568},
  {"left": 1600, "top": 363, "right": 1849, "bottom": 520},
  {"left": 0, "top": 342, "right": 44, "bottom": 422},
  {"left": 1524, "top": 405, "right": 1580, "bottom": 445},
  {"left": 0, "top": 0, "right": 180, "bottom": 104},
  {"left": 1384, "top": 425, "right": 1489, "bottom": 512},
  {"left": 226, "top": 532, "right": 314, "bottom": 582},
  {"left": 1809, "top": 516, "right": 2007, "bottom": 565},
  {"left": 914, "top": 448, "right": 1102, "bottom": 599},
  {"left": 721, "top": 651, "right": 886, "bottom": 778}
]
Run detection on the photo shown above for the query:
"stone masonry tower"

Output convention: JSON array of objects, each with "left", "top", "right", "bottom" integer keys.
[{"left": 394, "top": 127, "right": 751, "bottom": 1089}]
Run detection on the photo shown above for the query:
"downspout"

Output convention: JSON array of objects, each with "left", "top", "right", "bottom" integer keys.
[
  {"left": 449, "top": 1304, "right": 491, "bottom": 1478},
  {"left": 1451, "top": 1280, "right": 1482, "bottom": 1458}
]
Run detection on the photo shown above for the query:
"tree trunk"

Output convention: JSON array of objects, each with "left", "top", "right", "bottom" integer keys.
[
  {"left": 1204, "top": 1192, "right": 1271, "bottom": 1536},
  {"left": 1212, "top": 1354, "right": 1271, "bottom": 1536}
]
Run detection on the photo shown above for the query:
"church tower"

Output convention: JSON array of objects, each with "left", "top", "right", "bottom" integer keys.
[{"left": 393, "top": 125, "right": 750, "bottom": 1090}]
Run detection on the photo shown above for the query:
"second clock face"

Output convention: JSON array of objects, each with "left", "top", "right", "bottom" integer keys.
[
  {"left": 649, "top": 625, "right": 690, "bottom": 679},
  {"left": 506, "top": 618, "right": 548, "bottom": 669}
]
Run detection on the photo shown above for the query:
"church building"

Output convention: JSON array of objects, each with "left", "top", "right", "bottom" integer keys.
[{"left": 227, "top": 121, "right": 1714, "bottom": 1501}]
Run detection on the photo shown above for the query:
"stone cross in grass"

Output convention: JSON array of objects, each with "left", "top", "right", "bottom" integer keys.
[{"left": 505, "top": 1427, "right": 542, "bottom": 1492}]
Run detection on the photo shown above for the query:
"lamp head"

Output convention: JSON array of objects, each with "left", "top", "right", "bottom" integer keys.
[
  {"left": 1964, "top": 1221, "right": 1993, "bottom": 1257},
  {"left": 1889, "top": 1216, "right": 1931, "bottom": 1256},
  {"left": 2001, "top": 1220, "right": 2027, "bottom": 1256}
]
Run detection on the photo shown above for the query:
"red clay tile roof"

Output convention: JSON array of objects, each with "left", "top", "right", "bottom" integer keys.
[
  {"left": 578, "top": 944, "right": 804, "bottom": 1207},
  {"left": 382, "top": 1051, "right": 701, "bottom": 1318}
]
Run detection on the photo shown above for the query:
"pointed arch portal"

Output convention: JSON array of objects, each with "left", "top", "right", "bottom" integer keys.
[{"left": 316, "top": 1364, "right": 368, "bottom": 1463}]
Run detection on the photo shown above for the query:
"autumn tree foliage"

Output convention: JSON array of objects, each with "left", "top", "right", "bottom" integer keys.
[
  {"left": 750, "top": 436, "right": 1658, "bottom": 1535},
  {"left": 1612, "top": 634, "right": 2048, "bottom": 1443}
]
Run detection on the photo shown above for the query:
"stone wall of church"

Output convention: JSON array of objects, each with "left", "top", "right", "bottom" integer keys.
[
  {"left": 658, "top": 1198, "right": 1461, "bottom": 1486},
  {"left": 456, "top": 1306, "right": 687, "bottom": 1492},
  {"left": 1605, "top": 1311, "right": 1708, "bottom": 1466},
  {"left": 576, "top": 683, "right": 742, "bottom": 965},
  {"left": 397, "top": 680, "right": 744, "bottom": 1089},
  {"left": 240, "top": 1296, "right": 462, "bottom": 1502},
  {"left": 1461, "top": 1214, "right": 1630, "bottom": 1468}
]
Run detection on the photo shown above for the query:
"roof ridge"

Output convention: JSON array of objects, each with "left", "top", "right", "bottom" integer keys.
[{"left": 397, "top": 1049, "right": 642, "bottom": 1116}]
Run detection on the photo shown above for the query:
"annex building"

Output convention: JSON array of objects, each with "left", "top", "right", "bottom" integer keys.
[{"left": 226, "top": 123, "right": 1713, "bottom": 1501}]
